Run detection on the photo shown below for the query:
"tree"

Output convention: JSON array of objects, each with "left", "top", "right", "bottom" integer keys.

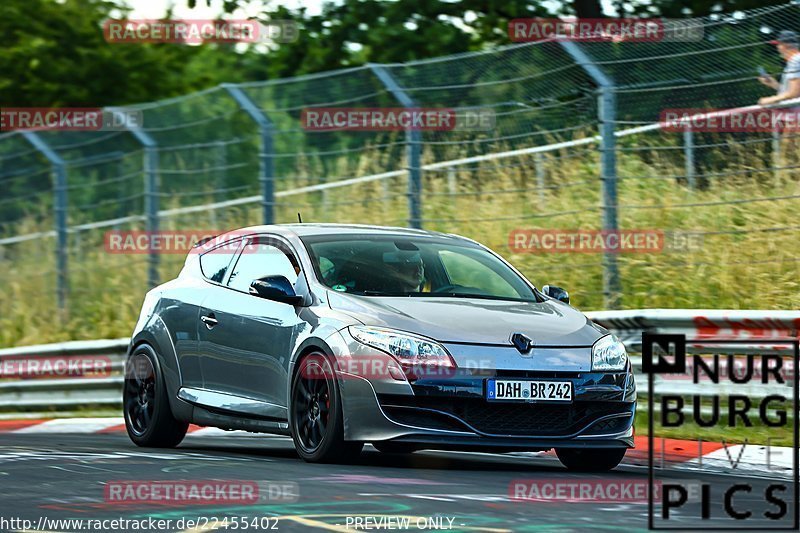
[
  {"left": 234, "top": 0, "right": 791, "bottom": 79},
  {"left": 0, "top": 0, "right": 265, "bottom": 107}
]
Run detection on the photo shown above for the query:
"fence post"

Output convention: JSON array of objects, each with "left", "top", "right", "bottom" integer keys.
[
  {"left": 210, "top": 141, "right": 227, "bottom": 227},
  {"left": 368, "top": 64, "right": 422, "bottom": 229},
  {"left": 535, "top": 152, "right": 546, "bottom": 203},
  {"left": 21, "top": 131, "right": 68, "bottom": 314},
  {"left": 684, "top": 128, "right": 696, "bottom": 190},
  {"left": 559, "top": 41, "right": 622, "bottom": 309},
  {"left": 116, "top": 158, "right": 126, "bottom": 227},
  {"left": 447, "top": 166, "right": 457, "bottom": 196},
  {"left": 223, "top": 84, "right": 275, "bottom": 225},
  {"left": 772, "top": 129, "right": 782, "bottom": 177},
  {"left": 110, "top": 108, "right": 160, "bottom": 288},
  {"left": 215, "top": 141, "right": 227, "bottom": 203}
]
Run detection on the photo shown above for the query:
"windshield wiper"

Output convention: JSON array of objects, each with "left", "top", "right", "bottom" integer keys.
[
  {"left": 431, "top": 293, "right": 532, "bottom": 302},
  {"left": 359, "top": 290, "right": 420, "bottom": 297},
  {"left": 358, "top": 291, "right": 532, "bottom": 302}
]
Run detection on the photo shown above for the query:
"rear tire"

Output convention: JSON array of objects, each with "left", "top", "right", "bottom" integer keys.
[
  {"left": 556, "top": 448, "right": 627, "bottom": 471},
  {"left": 123, "top": 344, "right": 188, "bottom": 448},
  {"left": 290, "top": 352, "right": 363, "bottom": 463}
]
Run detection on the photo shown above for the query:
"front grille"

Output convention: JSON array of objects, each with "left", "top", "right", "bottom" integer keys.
[
  {"left": 584, "top": 415, "right": 633, "bottom": 435},
  {"left": 381, "top": 406, "right": 467, "bottom": 432},
  {"left": 378, "top": 394, "right": 634, "bottom": 436}
]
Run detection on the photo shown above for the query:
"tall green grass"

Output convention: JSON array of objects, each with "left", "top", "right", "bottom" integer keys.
[{"left": 1, "top": 141, "right": 798, "bottom": 348}]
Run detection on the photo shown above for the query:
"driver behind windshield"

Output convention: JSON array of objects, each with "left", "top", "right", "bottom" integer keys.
[{"left": 383, "top": 250, "right": 425, "bottom": 293}]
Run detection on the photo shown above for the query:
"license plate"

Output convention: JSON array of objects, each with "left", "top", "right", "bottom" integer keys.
[{"left": 486, "top": 379, "right": 573, "bottom": 402}]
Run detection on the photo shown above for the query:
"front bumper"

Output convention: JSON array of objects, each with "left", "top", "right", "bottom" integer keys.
[
  {"left": 327, "top": 328, "right": 636, "bottom": 451},
  {"left": 340, "top": 373, "right": 634, "bottom": 448}
]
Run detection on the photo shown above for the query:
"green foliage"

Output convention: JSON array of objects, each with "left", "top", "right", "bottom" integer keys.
[
  {"left": 0, "top": 0, "right": 272, "bottom": 107},
  {"left": 4, "top": 0, "right": 167, "bottom": 106},
  {"left": 3, "top": 0, "right": 795, "bottom": 109}
]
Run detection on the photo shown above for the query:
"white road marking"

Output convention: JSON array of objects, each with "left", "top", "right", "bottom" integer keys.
[
  {"left": 13, "top": 417, "right": 121, "bottom": 434},
  {"left": 407, "top": 494, "right": 457, "bottom": 502}
]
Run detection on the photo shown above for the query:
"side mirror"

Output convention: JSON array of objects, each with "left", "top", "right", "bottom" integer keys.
[
  {"left": 250, "top": 275, "right": 304, "bottom": 305},
  {"left": 542, "top": 284, "right": 569, "bottom": 304}
]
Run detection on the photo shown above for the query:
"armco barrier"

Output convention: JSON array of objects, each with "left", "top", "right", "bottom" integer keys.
[
  {"left": 589, "top": 309, "right": 800, "bottom": 353},
  {"left": 0, "top": 310, "right": 796, "bottom": 413},
  {"left": 590, "top": 309, "right": 798, "bottom": 415},
  {"left": 0, "top": 338, "right": 128, "bottom": 410}
]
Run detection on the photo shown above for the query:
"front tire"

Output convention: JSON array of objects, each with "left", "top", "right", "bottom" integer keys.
[
  {"left": 123, "top": 344, "right": 188, "bottom": 448},
  {"left": 290, "top": 353, "right": 363, "bottom": 463},
  {"left": 556, "top": 447, "right": 627, "bottom": 471}
]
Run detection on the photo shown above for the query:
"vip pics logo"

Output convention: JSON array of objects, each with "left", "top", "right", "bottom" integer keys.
[{"left": 643, "top": 332, "right": 799, "bottom": 530}]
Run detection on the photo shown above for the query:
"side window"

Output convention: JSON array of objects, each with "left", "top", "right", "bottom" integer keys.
[
  {"left": 227, "top": 236, "right": 300, "bottom": 293},
  {"left": 199, "top": 240, "right": 241, "bottom": 283}
]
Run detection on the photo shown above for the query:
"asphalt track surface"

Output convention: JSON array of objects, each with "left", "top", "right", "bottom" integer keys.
[{"left": 0, "top": 433, "right": 795, "bottom": 532}]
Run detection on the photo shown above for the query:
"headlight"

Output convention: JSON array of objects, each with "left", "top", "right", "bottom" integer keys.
[
  {"left": 592, "top": 335, "right": 628, "bottom": 371},
  {"left": 348, "top": 326, "right": 454, "bottom": 367}
]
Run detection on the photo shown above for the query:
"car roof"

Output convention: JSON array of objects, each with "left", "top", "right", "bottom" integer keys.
[{"left": 221, "top": 223, "right": 473, "bottom": 243}]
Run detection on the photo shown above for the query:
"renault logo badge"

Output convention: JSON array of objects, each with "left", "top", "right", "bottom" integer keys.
[{"left": 511, "top": 333, "right": 534, "bottom": 355}]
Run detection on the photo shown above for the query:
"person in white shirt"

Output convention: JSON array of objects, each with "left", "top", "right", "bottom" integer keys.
[
  {"left": 758, "top": 30, "right": 800, "bottom": 182},
  {"left": 758, "top": 30, "right": 800, "bottom": 105}
]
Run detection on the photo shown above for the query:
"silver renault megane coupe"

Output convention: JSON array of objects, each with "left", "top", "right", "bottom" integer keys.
[{"left": 125, "top": 224, "right": 636, "bottom": 470}]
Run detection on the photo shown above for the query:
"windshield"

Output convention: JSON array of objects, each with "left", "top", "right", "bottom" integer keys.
[{"left": 302, "top": 235, "right": 538, "bottom": 302}]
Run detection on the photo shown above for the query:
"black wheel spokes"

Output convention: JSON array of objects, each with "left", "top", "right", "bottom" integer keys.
[
  {"left": 125, "top": 355, "right": 155, "bottom": 436},
  {"left": 308, "top": 372, "right": 321, "bottom": 394},
  {"left": 310, "top": 419, "right": 322, "bottom": 447},
  {"left": 141, "top": 400, "right": 153, "bottom": 427},
  {"left": 319, "top": 391, "right": 330, "bottom": 417},
  {"left": 319, "top": 389, "right": 330, "bottom": 429},
  {"left": 295, "top": 361, "right": 332, "bottom": 452},
  {"left": 297, "top": 380, "right": 312, "bottom": 403}
]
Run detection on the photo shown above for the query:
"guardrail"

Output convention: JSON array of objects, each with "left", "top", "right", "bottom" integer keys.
[
  {"left": 0, "top": 310, "right": 796, "bottom": 413},
  {"left": 589, "top": 308, "right": 800, "bottom": 352},
  {"left": 591, "top": 309, "right": 797, "bottom": 415},
  {"left": 0, "top": 338, "right": 128, "bottom": 411}
]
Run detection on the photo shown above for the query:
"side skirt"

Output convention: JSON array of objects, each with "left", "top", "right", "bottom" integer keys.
[{"left": 178, "top": 387, "right": 290, "bottom": 435}]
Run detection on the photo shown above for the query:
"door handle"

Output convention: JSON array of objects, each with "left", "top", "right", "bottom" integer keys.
[{"left": 200, "top": 314, "right": 218, "bottom": 329}]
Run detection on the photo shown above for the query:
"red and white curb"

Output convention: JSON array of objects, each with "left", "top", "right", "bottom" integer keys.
[{"left": 0, "top": 418, "right": 793, "bottom": 478}]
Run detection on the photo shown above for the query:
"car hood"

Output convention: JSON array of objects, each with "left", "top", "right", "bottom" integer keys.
[{"left": 326, "top": 292, "right": 605, "bottom": 347}]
